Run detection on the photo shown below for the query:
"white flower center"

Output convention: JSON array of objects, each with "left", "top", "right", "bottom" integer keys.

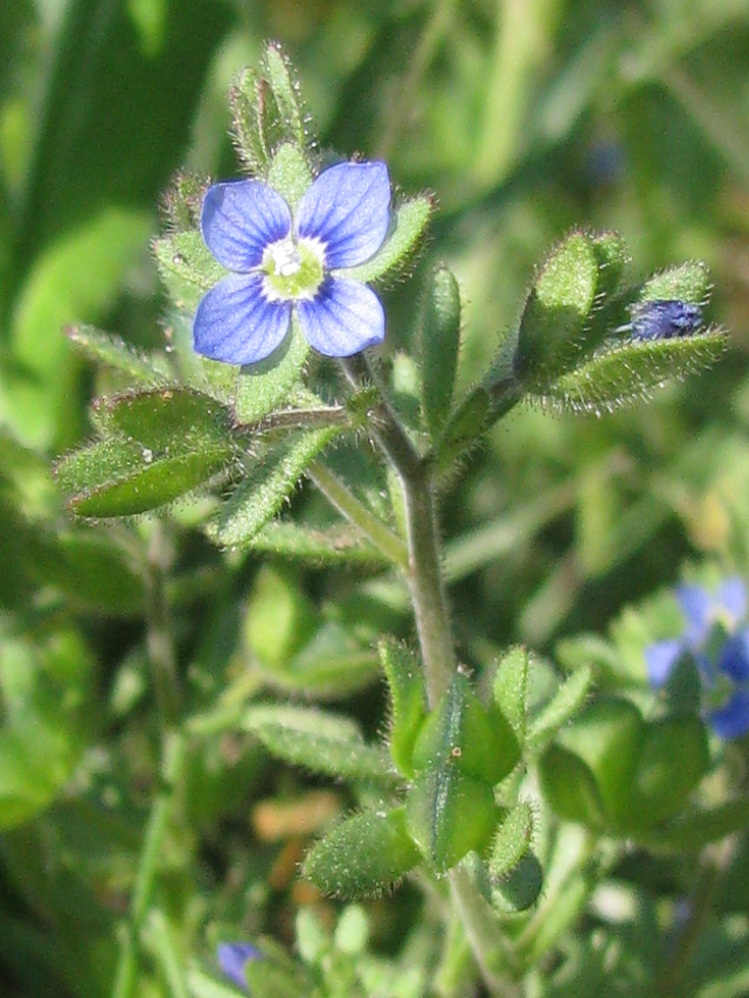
[{"left": 261, "top": 235, "right": 326, "bottom": 302}]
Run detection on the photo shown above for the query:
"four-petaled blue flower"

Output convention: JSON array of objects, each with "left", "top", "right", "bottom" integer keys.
[
  {"left": 193, "top": 161, "right": 391, "bottom": 364},
  {"left": 217, "top": 941, "right": 261, "bottom": 992},
  {"left": 646, "top": 577, "right": 749, "bottom": 739}
]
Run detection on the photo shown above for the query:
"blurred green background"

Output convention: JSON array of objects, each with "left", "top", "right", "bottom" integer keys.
[{"left": 3, "top": 1, "right": 749, "bottom": 995}]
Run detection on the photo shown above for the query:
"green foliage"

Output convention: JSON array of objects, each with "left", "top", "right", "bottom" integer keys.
[{"left": 417, "top": 265, "right": 462, "bottom": 440}]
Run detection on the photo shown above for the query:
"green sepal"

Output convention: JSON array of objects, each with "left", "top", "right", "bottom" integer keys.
[
  {"left": 541, "top": 330, "right": 727, "bottom": 414},
  {"left": 417, "top": 265, "right": 461, "bottom": 440},
  {"left": 206, "top": 427, "right": 338, "bottom": 548},
  {"left": 630, "top": 716, "right": 709, "bottom": 826},
  {"left": 66, "top": 325, "right": 171, "bottom": 382},
  {"left": 488, "top": 801, "right": 535, "bottom": 881},
  {"left": 345, "top": 194, "right": 433, "bottom": 285},
  {"left": 232, "top": 315, "right": 310, "bottom": 425},
  {"left": 537, "top": 743, "right": 607, "bottom": 827},
  {"left": 242, "top": 705, "right": 395, "bottom": 781},
  {"left": 303, "top": 807, "right": 420, "bottom": 898},
  {"left": 55, "top": 431, "right": 235, "bottom": 519},
  {"left": 636, "top": 796, "right": 749, "bottom": 852},
  {"left": 229, "top": 44, "right": 310, "bottom": 178},
  {"left": 406, "top": 766, "right": 499, "bottom": 872},
  {"left": 153, "top": 228, "right": 227, "bottom": 314},
  {"left": 93, "top": 387, "right": 232, "bottom": 450},
  {"left": 491, "top": 852, "right": 543, "bottom": 913},
  {"left": 412, "top": 672, "right": 520, "bottom": 786},
  {"left": 515, "top": 231, "right": 599, "bottom": 386},
  {"left": 246, "top": 521, "right": 387, "bottom": 566},
  {"left": 160, "top": 170, "right": 204, "bottom": 233},
  {"left": 639, "top": 260, "right": 711, "bottom": 304},
  {"left": 492, "top": 646, "right": 531, "bottom": 743},
  {"left": 527, "top": 665, "right": 593, "bottom": 750},
  {"left": 378, "top": 639, "right": 427, "bottom": 777}
]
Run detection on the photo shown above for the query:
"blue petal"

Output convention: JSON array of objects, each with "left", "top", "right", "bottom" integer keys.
[
  {"left": 194, "top": 273, "right": 291, "bottom": 364},
  {"left": 718, "top": 629, "right": 749, "bottom": 682},
  {"left": 645, "top": 639, "right": 684, "bottom": 687},
  {"left": 201, "top": 181, "right": 291, "bottom": 271},
  {"left": 297, "top": 278, "right": 385, "bottom": 357},
  {"left": 718, "top": 576, "right": 748, "bottom": 622},
  {"left": 217, "top": 942, "right": 260, "bottom": 992},
  {"left": 676, "top": 584, "right": 713, "bottom": 647},
  {"left": 297, "top": 162, "right": 391, "bottom": 269},
  {"left": 708, "top": 689, "right": 749, "bottom": 740}
]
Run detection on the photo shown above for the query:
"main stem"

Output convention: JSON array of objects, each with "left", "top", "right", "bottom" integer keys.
[{"left": 341, "top": 356, "right": 514, "bottom": 995}]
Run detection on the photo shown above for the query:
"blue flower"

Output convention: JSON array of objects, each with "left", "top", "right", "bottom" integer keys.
[
  {"left": 646, "top": 577, "right": 749, "bottom": 739},
  {"left": 622, "top": 299, "right": 703, "bottom": 340},
  {"left": 217, "top": 942, "right": 261, "bottom": 992},
  {"left": 193, "top": 161, "right": 391, "bottom": 364}
]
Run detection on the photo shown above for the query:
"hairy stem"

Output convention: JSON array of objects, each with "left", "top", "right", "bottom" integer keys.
[{"left": 307, "top": 459, "right": 409, "bottom": 569}]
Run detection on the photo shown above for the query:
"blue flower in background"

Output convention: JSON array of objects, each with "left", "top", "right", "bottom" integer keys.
[
  {"left": 193, "top": 162, "right": 391, "bottom": 364},
  {"left": 217, "top": 942, "right": 261, "bottom": 992},
  {"left": 646, "top": 577, "right": 749, "bottom": 739}
]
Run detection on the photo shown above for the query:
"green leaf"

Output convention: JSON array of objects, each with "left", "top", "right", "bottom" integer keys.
[
  {"left": 233, "top": 315, "right": 310, "bottom": 425},
  {"left": 303, "top": 807, "right": 420, "bottom": 898},
  {"left": 244, "top": 565, "right": 317, "bottom": 668},
  {"left": 542, "top": 331, "right": 727, "bottom": 414},
  {"left": 243, "top": 941, "right": 313, "bottom": 998},
  {"left": 96, "top": 387, "right": 232, "bottom": 449},
  {"left": 0, "top": 629, "right": 95, "bottom": 828},
  {"left": 418, "top": 265, "right": 462, "bottom": 439},
  {"left": 266, "top": 621, "right": 380, "bottom": 699},
  {"left": 538, "top": 744, "right": 606, "bottom": 827},
  {"left": 266, "top": 142, "right": 313, "bottom": 212},
  {"left": 27, "top": 530, "right": 145, "bottom": 616},
  {"left": 492, "top": 646, "right": 531, "bottom": 743},
  {"left": 527, "top": 665, "right": 593, "bottom": 749},
  {"left": 206, "top": 428, "right": 338, "bottom": 548},
  {"left": 630, "top": 717, "right": 709, "bottom": 827},
  {"left": 246, "top": 521, "right": 387, "bottom": 566},
  {"left": 636, "top": 797, "right": 749, "bottom": 852},
  {"left": 489, "top": 801, "right": 535, "bottom": 881},
  {"left": 242, "top": 705, "right": 395, "bottom": 781},
  {"left": 56, "top": 433, "right": 235, "bottom": 518},
  {"left": 553, "top": 697, "right": 643, "bottom": 827},
  {"left": 66, "top": 325, "right": 171, "bottom": 382},
  {"left": 345, "top": 195, "right": 433, "bottom": 284},
  {"left": 379, "top": 639, "right": 427, "bottom": 777}
]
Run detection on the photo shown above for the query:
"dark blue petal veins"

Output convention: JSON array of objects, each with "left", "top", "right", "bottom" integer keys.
[
  {"left": 193, "top": 273, "right": 291, "bottom": 364},
  {"left": 297, "top": 277, "right": 385, "bottom": 357},
  {"left": 201, "top": 181, "right": 292, "bottom": 272},
  {"left": 297, "top": 162, "right": 391, "bottom": 269},
  {"left": 628, "top": 300, "right": 703, "bottom": 340}
]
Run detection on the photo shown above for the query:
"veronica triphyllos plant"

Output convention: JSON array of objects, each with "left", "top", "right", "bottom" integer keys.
[{"left": 193, "top": 161, "right": 391, "bottom": 364}]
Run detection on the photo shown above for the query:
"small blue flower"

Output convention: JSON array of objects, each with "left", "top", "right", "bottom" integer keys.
[
  {"left": 646, "top": 577, "right": 749, "bottom": 739},
  {"left": 217, "top": 942, "right": 261, "bottom": 992},
  {"left": 621, "top": 299, "right": 703, "bottom": 340},
  {"left": 193, "top": 161, "right": 391, "bottom": 364}
]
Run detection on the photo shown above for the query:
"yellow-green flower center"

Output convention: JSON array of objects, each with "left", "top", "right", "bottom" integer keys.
[{"left": 261, "top": 235, "right": 325, "bottom": 301}]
